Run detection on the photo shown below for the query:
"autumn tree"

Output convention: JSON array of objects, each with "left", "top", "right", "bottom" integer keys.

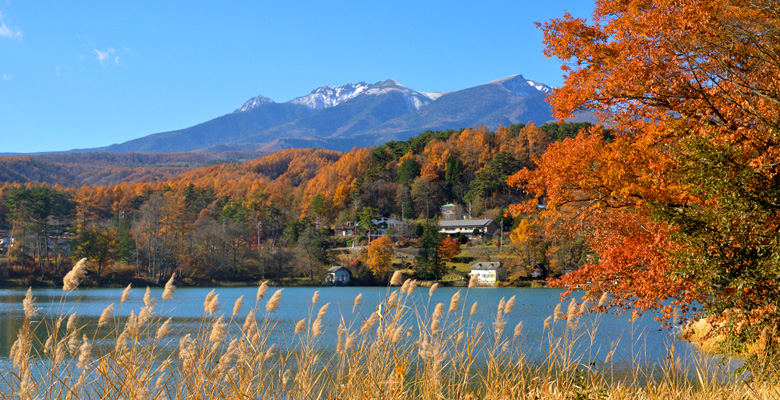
[
  {"left": 72, "top": 225, "right": 116, "bottom": 279},
  {"left": 410, "top": 177, "right": 444, "bottom": 219},
  {"left": 366, "top": 236, "right": 394, "bottom": 281},
  {"left": 438, "top": 236, "right": 461, "bottom": 262},
  {"left": 512, "top": 0, "right": 780, "bottom": 348}
]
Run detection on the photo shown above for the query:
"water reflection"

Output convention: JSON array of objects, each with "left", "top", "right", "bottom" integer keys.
[{"left": 0, "top": 286, "right": 696, "bottom": 370}]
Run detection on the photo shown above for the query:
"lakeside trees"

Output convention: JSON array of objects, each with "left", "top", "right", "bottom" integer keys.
[
  {"left": 512, "top": 0, "right": 780, "bottom": 350},
  {"left": 0, "top": 122, "right": 587, "bottom": 285}
]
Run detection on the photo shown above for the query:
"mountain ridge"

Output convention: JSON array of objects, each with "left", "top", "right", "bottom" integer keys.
[{"left": 85, "top": 74, "right": 558, "bottom": 153}]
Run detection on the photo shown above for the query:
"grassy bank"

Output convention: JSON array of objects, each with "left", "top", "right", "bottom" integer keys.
[{"left": 3, "top": 271, "right": 778, "bottom": 399}]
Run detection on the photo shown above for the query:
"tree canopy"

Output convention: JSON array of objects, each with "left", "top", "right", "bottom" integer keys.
[{"left": 511, "top": 0, "right": 780, "bottom": 350}]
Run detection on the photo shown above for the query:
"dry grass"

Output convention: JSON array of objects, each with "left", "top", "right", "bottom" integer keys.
[{"left": 3, "top": 266, "right": 780, "bottom": 399}]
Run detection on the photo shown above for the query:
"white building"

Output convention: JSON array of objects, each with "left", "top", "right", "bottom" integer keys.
[
  {"left": 326, "top": 266, "right": 351, "bottom": 285},
  {"left": 438, "top": 219, "right": 497, "bottom": 238},
  {"left": 468, "top": 262, "right": 507, "bottom": 286},
  {"left": 374, "top": 217, "right": 408, "bottom": 236}
]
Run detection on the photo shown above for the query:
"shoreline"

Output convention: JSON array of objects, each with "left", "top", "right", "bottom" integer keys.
[{"left": 0, "top": 277, "right": 551, "bottom": 290}]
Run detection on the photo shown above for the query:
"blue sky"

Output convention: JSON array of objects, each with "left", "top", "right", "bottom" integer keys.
[{"left": 0, "top": 1, "right": 595, "bottom": 153}]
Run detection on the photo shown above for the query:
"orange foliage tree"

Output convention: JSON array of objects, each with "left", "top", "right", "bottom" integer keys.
[
  {"left": 366, "top": 236, "right": 394, "bottom": 281},
  {"left": 438, "top": 236, "right": 461, "bottom": 262},
  {"left": 510, "top": 0, "right": 780, "bottom": 345}
]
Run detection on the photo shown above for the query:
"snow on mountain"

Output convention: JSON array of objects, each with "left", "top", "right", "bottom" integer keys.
[
  {"left": 232, "top": 75, "right": 549, "bottom": 116},
  {"left": 287, "top": 79, "right": 432, "bottom": 111},
  {"left": 288, "top": 82, "right": 369, "bottom": 110},
  {"left": 234, "top": 95, "right": 275, "bottom": 113},
  {"left": 526, "top": 79, "right": 552, "bottom": 94},
  {"left": 489, "top": 75, "right": 552, "bottom": 96},
  {"left": 421, "top": 92, "right": 447, "bottom": 101}
]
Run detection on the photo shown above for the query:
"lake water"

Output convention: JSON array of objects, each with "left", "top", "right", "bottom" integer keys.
[{"left": 0, "top": 285, "right": 703, "bottom": 372}]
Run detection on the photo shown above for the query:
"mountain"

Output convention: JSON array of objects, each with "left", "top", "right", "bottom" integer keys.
[
  {"left": 91, "top": 74, "right": 555, "bottom": 153},
  {"left": 99, "top": 102, "right": 314, "bottom": 153},
  {"left": 354, "top": 75, "right": 553, "bottom": 146}
]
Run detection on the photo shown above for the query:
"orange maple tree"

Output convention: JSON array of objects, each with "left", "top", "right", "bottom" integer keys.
[
  {"left": 366, "top": 236, "right": 394, "bottom": 281},
  {"left": 510, "top": 0, "right": 780, "bottom": 342},
  {"left": 438, "top": 236, "right": 461, "bottom": 262}
]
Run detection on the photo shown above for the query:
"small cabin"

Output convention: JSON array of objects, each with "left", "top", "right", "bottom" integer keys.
[
  {"left": 468, "top": 262, "right": 507, "bottom": 286},
  {"left": 326, "top": 266, "right": 351, "bottom": 285},
  {"left": 531, "top": 263, "right": 548, "bottom": 280}
]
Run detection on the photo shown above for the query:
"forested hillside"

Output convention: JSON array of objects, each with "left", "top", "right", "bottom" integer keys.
[
  {"left": 0, "top": 151, "right": 271, "bottom": 187},
  {"left": 0, "top": 122, "right": 591, "bottom": 287}
]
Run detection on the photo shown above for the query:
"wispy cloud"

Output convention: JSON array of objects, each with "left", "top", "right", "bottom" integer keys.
[
  {"left": 2, "top": 74, "right": 11, "bottom": 81},
  {"left": 94, "top": 47, "right": 119, "bottom": 66},
  {"left": 0, "top": 11, "right": 22, "bottom": 39}
]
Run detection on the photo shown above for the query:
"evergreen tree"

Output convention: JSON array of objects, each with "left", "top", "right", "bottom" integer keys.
[
  {"left": 414, "top": 222, "right": 445, "bottom": 280},
  {"left": 396, "top": 157, "right": 420, "bottom": 186}
]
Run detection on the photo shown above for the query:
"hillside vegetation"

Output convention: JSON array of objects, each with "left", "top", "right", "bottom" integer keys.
[{"left": 0, "top": 122, "right": 590, "bottom": 287}]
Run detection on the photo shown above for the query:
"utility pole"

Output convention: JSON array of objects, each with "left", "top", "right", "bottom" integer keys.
[{"left": 499, "top": 218, "right": 504, "bottom": 252}]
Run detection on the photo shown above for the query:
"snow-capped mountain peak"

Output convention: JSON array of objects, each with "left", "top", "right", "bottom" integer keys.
[
  {"left": 287, "top": 79, "right": 433, "bottom": 111},
  {"left": 525, "top": 79, "right": 552, "bottom": 94},
  {"left": 489, "top": 75, "right": 552, "bottom": 96},
  {"left": 288, "top": 82, "right": 370, "bottom": 110},
  {"left": 234, "top": 95, "right": 275, "bottom": 113}
]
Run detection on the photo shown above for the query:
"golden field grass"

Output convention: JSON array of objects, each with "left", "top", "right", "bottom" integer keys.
[{"left": 3, "top": 263, "right": 780, "bottom": 399}]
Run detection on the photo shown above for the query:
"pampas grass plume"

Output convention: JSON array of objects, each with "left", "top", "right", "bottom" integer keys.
[
  {"left": 63, "top": 258, "right": 88, "bottom": 291},
  {"left": 513, "top": 321, "right": 523, "bottom": 339},
  {"left": 206, "top": 294, "right": 220, "bottom": 316},
  {"left": 232, "top": 295, "right": 244, "bottom": 317},
  {"left": 553, "top": 303, "right": 564, "bottom": 322},
  {"left": 143, "top": 286, "right": 155, "bottom": 308},
  {"left": 156, "top": 317, "right": 173, "bottom": 339},
  {"left": 468, "top": 273, "right": 478, "bottom": 288},
  {"left": 431, "top": 302, "right": 444, "bottom": 334},
  {"left": 121, "top": 283, "right": 132, "bottom": 304},
  {"left": 579, "top": 298, "right": 590, "bottom": 315},
  {"left": 312, "top": 303, "right": 329, "bottom": 337},
  {"left": 162, "top": 273, "right": 176, "bottom": 300},
  {"left": 449, "top": 290, "right": 461, "bottom": 313},
  {"left": 77, "top": 335, "right": 91, "bottom": 369},
  {"left": 257, "top": 280, "right": 269, "bottom": 302},
  {"left": 98, "top": 303, "right": 114, "bottom": 327},
  {"left": 266, "top": 289, "right": 282, "bottom": 313},
  {"left": 23, "top": 287, "right": 37, "bottom": 319},
  {"left": 204, "top": 290, "right": 215, "bottom": 312},
  {"left": 567, "top": 299, "right": 579, "bottom": 318},
  {"left": 504, "top": 295, "right": 516, "bottom": 314},
  {"left": 67, "top": 313, "right": 78, "bottom": 332},
  {"left": 295, "top": 318, "right": 306, "bottom": 335},
  {"left": 209, "top": 316, "right": 226, "bottom": 344},
  {"left": 598, "top": 292, "right": 609, "bottom": 308},
  {"left": 353, "top": 293, "right": 363, "bottom": 313},
  {"left": 390, "top": 270, "right": 404, "bottom": 286},
  {"left": 242, "top": 310, "right": 256, "bottom": 333}
]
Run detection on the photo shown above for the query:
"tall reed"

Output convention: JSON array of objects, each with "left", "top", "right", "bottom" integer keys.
[{"left": 2, "top": 263, "right": 779, "bottom": 399}]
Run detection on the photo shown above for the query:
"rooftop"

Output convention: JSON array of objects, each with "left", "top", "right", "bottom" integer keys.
[
  {"left": 470, "top": 262, "right": 502, "bottom": 271},
  {"left": 437, "top": 219, "right": 494, "bottom": 228}
]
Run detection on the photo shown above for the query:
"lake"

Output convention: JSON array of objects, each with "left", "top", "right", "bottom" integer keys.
[{"left": 0, "top": 285, "right": 700, "bottom": 371}]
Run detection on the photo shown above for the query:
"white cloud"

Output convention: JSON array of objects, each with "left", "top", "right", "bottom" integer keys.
[
  {"left": 94, "top": 47, "right": 119, "bottom": 66},
  {"left": 0, "top": 11, "right": 22, "bottom": 39},
  {"left": 2, "top": 74, "right": 10, "bottom": 81}
]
